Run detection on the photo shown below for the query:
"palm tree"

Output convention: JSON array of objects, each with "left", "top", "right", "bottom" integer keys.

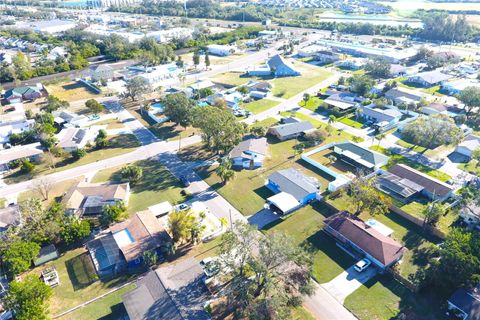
[
  {"left": 302, "top": 93, "right": 310, "bottom": 107},
  {"left": 141, "top": 104, "right": 151, "bottom": 116},
  {"left": 216, "top": 159, "right": 235, "bottom": 185},
  {"left": 328, "top": 115, "right": 337, "bottom": 124},
  {"left": 177, "top": 73, "right": 186, "bottom": 85},
  {"left": 377, "top": 133, "right": 386, "bottom": 147}
]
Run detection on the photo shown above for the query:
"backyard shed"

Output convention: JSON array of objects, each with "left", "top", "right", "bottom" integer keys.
[{"left": 34, "top": 244, "right": 59, "bottom": 267}]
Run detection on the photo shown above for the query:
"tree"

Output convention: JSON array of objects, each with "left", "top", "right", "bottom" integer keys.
[
  {"left": 422, "top": 202, "right": 444, "bottom": 230},
  {"left": 204, "top": 51, "right": 210, "bottom": 69},
  {"left": 167, "top": 209, "right": 196, "bottom": 243},
  {"left": 348, "top": 74, "right": 375, "bottom": 96},
  {"left": 161, "top": 93, "right": 194, "bottom": 128},
  {"left": 121, "top": 165, "right": 143, "bottom": 186},
  {"left": 347, "top": 176, "right": 390, "bottom": 216},
  {"left": 60, "top": 216, "right": 91, "bottom": 245},
  {"left": 328, "top": 115, "right": 336, "bottom": 124},
  {"left": 33, "top": 177, "right": 54, "bottom": 201},
  {"left": 402, "top": 114, "right": 463, "bottom": 149},
  {"left": 85, "top": 99, "right": 104, "bottom": 114},
  {"left": 100, "top": 202, "right": 127, "bottom": 226},
  {"left": 237, "top": 85, "right": 249, "bottom": 95},
  {"left": 458, "top": 86, "right": 480, "bottom": 119},
  {"left": 95, "top": 129, "right": 108, "bottom": 149},
  {"left": 5, "top": 275, "right": 52, "bottom": 320},
  {"left": 71, "top": 148, "right": 87, "bottom": 160},
  {"left": 124, "top": 77, "right": 151, "bottom": 101},
  {"left": 44, "top": 95, "right": 69, "bottom": 113},
  {"left": 472, "top": 148, "right": 480, "bottom": 167},
  {"left": 250, "top": 126, "right": 266, "bottom": 137},
  {"left": 219, "top": 222, "right": 313, "bottom": 319},
  {"left": 216, "top": 159, "right": 235, "bottom": 185},
  {"left": 193, "top": 51, "right": 200, "bottom": 68},
  {"left": 143, "top": 250, "right": 158, "bottom": 267},
  {"left": 21, "top": 159, "right": 35, "bottom": 173},
  {"left": 176, "top": 55, "right": 184, "bottom": 68},
  {"left": 304, "top": 129, "right": 327, "bottom": 145},
  {"left": 365, "top": 57, "right": 391, "bottom": 78},
  {"left": 302, "top": 93, "right": 310, "bottom": 107},
  {"left": 2, "top": 241, "right": 40, "bottom": 276}
]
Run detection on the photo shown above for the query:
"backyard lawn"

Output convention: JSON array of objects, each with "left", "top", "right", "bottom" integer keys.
[
  {"left": 92, "top": 159, "right": 189, "bottom": 215},
  {"left": 25, "top": 247, "right": 138, "bottom": 317},
  {"left": 395, "top": 138, "right": 455, "bottom": 160},
  {"left": 3, "top": 134, "right": 141, "bottom": 184},
  {"left": 132, "top": 109, "right": 197, "bottom": 141},
  {"left": 45, "top": 81, "right": 101, "bottom": 103},
  {"left": 242, "top": 99, "right": 280, "bottom": 114},
  {"left": 459, "top": 160, "right": 480, "bottom": 176},
  {"left": 370, "top": 145, "right": 452, "bottom": 182},
  {"left": 248, "top": 117, "right": 279, "bottom": 129},
  {"left": 88, "top": 118, "right": 125, "bottom": 130}
]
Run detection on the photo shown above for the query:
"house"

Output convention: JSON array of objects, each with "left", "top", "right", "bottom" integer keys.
[
  {"left": 298, "top": 44, "right": 324, "bottom": 58},
  {"left": 55, "top": 127, "right": 100, "bottom": 152},
  {"left": 455, "top": 134, "right": 480, "bottom": 159},
  {"left": 315, "top": 50, "right": 341, "bottom": 64},
  {"left": 332, "top": 141, "right": 389, "bottom": 171},
  {"left": 420, "top": 102, "right": 462, "bottom": 117},
  {"left": 389, "top": 64, "right": 407, "bottom": 77},
  {"left": 358, "top": 104, "right": 402, "bottom": 125},
  {"left": 0, "top": 205, "right": 21, "bottom": 236},
  {"left": 248, "top": 54, "right": 301, "bottom": 77},
  {"left": 229, "top": 137, "right": 268, "bottom": 169},
  {"left": 87, "top": 211, "right": 170, "bottom": 276},
  {"left": 387, "top": 164, "right": 454, "bottom": 201},
  {"left": 62, "top": 181, "right": 130, "bottom": 217},
  {"left": 90, "top": 65, "right": 114, "bottom": 82},
  {"left": 447, "top": 284, "right": 480, "bottom": 320},
  {"left": 52, "top": 110, "right": 89, "bottom": 127},
  {"left": 324, "top": 212, "right": 406, "bottom": 269},
  {"left": 46, "top": 46, "right": 67, "bottom": 60},
  {"left": 3, "top": 85, "right": 45, "bottom": 104},
  {"left": 442, "top": 78, "right": 480, "bottom": 95},
  {"left": 30, "top": 19, "right": 77, "bottom": 34},
  {"left": 459, "top": 200, "right": 480, "bottom": 226},
  {"left": 0, "top": 142, "right": 43, "bottom": 169},
  {"left": 33, "top": 244, "right": 59, "bottom": 267},
  {"left": 0, "top": 119, "right": 35, "bottom": 145},
  {"left": 335, "top": 58, "right": 365, "bottom": 70},
  {"left": 324, "top": 92, "right": 358, "bottom": 112},
  {"left": 407, "top": 70, "right": 453, "bottom": 87},
  {"left": 136, "top": 63, "right": 180, "bottom": 87},
  {"left": 267, "top": 118, "right": 314, "bottom": 141},
  {"left": 266, "top": 168, "right": 320, "bottom": 214},
  {"left": 247, "top": 81, "right": 272, "bottom": 99},
  {"left": 122, "top": 258, "right": 210, "bottom": 320},
  {"left": 384, "top": 87, "right": 425, "bottom": 105},
  {"left": 207, "top": 44, "right": 237, "bottom": 57},
  {"left": 377, "top": 171, "right": 425, "bottom": 203}
]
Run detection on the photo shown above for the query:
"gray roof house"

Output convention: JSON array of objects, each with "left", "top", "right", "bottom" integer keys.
[
  {"left": 122, "top": 258, "right": 210, "bottom": 320},
  {"left": 359, "top": 104, "right": 402, "bottom": 124},
  {"left": 267, "top": 119, "right": 314, "bottom": 141},
  {"left": 377, "top": 171, "right": 424, "bottom": 202},
  {"left": 0, "top": 205, "right": 21, "bottom": 236},
  {"left": 384, "top": 87, "right": 424, "bottom": 105},
  {"left": 455, "top": 134, "right": 480, "bottom": 159},
  {"left": 324, "top": 92, "right": 358, "bottom": 111},
  {"left": 407, "top": 70, "right": 453, "bottom": 87},
  {"left": 333, "top": 141, "right": 389, "bottom": 170},
  {"left": 229, "top": 137, "right": 268, "bottom": 169},
  {"left": 448, "top": 284, "right": 480, "bottom": 320},
  {"left": 267, "top": 54, "right": 301, "bottom": 77}
]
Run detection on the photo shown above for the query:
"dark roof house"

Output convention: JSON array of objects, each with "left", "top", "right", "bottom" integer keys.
[
  {"left": 4, "top": 85, "right": 44, "bottom": 103},
  {"left": 333, "top": 141, "right": 389, "bottom": 170},
  {"left": 448, "top": 284, "right": 480, "bottom": 320},
  {"left": 377, "top": 171, "right": 424, "bottom": 201},
  {"left": 324, "top": 212, "right": 406, "bottom": 268}
]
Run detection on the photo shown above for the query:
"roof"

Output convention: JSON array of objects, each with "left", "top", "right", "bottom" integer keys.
[
  {"left": 63, "top": 181, "right": 129, "bottom": 211},
  {"left": 324, "top": 212, "right": 405, "bottom": 266},
  {"left": 33, "top": 244, "right": 58, "bottom": 266},
  {"left": 87, "top": 233, "right": 122, "bottom": 271},
  {"left": 0, "top": 142, "right": 43, "bottom": 165},
  {"left": 0, "top": 205, "right": 21, "bottom": 232},
  {"left": 324, "top": 92, "right": 357, "bottom": 110},
  {"left": 267, "top": 54, "right": 299, "bottom": 74},
  {"left": 448, "top": 284, "right": 480, "bottom": 320},
  {"left": 5, "top": 86, "right": 41, "bottom": 99},
  {"left": 410, "top": 70, "right": 452, "bottom": 85},
  {"left": 390, "top": 64, "right": 407, "bottom": 74},
  {"left": 122, "top": 269, "right": 183, "bottom": 320},
  {"left": 269, "top": 120, "right": 314, "bottom": 138},
  {"left": 229, "top": 137, "right": 268, "bottom": 159},
  {"left": 361, "top": 105, "right": 402, "bottom": 122},
  {"left": 378, "top": 171, "right": 424, "bottom": 198},
  {"left": 333, "top": 141, "right": 389, "bottom": 168},
  {"left": 457, "top": 134, "right": 480, "bottom": 152},
  {"left": 267, "top": 192, "right": 300, "bottom": 213},
  {"left": 424, "top": 102, "right": 448, "bottom": 112},
  {"left": 268, "top": 168, "right": 320, "bottom": 201},
  {"left": 56, "top": 128, "right": 88, "bottom": 149},
  {"left": 91, "top": 64, "right": 113, "bottom": 72},
  {"left": 388, "top": 164, "right": 453, "bottom": 197},
  {"left": 110, "top": 210, "right": 169, "bottom": 262},
  {"left": 384, "top": 87, "right": 424, "bottom": 102}
]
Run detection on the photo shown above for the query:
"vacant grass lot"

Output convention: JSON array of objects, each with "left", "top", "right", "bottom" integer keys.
[
  {"left": 92, "top": 159, "right": 188, "bottom": 215},
  {"left": 89, "top": 118, "right": 125, "bottom": 130},
  {"left": 242, "top": 99, "right": 280, "bottom": 114},
  {"left": 370, "top": 145, "right": 452, "bottom": 182},
  {"left": 3, "top": 134, "right": 141, "bottom": 184},
  {"left": 132, "top": 109, "right": 197, "bottom": 141},
  {"left": 46, "top": 81, "right": 101, "bottom": 102},
  {"left": 26, "top": 247, "right": 138, "bottom": 316}
]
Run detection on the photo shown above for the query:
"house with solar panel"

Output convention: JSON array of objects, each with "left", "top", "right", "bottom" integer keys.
[{"left": 87, "top": 210, "right": 171, "bottom": 276}]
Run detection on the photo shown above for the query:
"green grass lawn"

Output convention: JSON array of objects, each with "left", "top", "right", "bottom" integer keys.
[
  {"left": 4, "top": 134, "right": 141, "bottom": 184},
  {"left": 338, "top": 114, "right": 364, "bottom": 129},
  {"left": 291, "top": 307, "right": 316, "bottom": 320},
  {"left": 242, "top": 99, "right": 280, "bottom": 114},
  {"left": 370, "top": 145, "right": 452, "bottom": 182},
  {"left": 58, "top": 283, "right": 135, "bottom": 320},
  {"left": 297, "top": 96, "right": 324, "bottom": 112},
  {"left": 249, "top": 117, "right": 279, "bottom": 130},
  {"left": 211, "top": 71, "right": 251, "bottom": 87},
  {"left": 26, "top": 247, "right": 139, "bottom": 316},
  {"left": 92, "top": 159, "right": 189, "bottom": 215},
  {"left": 132, "top": 109, "right": 196, "bottom": 141},
  {"left": 272, "top": 63, "right": 333, "bottom": 99},
  {"left": 459, "top": 160, "right": 480, "bottom": 175}
]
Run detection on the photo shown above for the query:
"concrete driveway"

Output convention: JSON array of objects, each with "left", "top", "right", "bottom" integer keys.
[{"left": 322, "top": 264, "right": 378, "bottom": 304}]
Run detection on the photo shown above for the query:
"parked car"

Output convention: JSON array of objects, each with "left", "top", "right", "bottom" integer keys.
[
  {"left": 176, "top": 203, "right": 190, "bottom": 212},
  {"left": 200, "top": 257, "right": 220, "bottom": 278},
  {"left": 354, "top": 258, "right": 371, "bottom": 272},
  {"left": 180, "top": 175, "right": 190, "bottom": 187}
]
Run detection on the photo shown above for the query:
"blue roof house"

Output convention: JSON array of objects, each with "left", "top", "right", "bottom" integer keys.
[{"left": 247, "top": 54, "right": 301, "bottom": 77}]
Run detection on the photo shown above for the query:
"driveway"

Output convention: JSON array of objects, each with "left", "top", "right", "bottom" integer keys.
[
  {"left": 321, "top": 264, "right": 378, "bottom": 304},
  {"left": 248, "top": 209, "right": 280, "bottom": 229}
]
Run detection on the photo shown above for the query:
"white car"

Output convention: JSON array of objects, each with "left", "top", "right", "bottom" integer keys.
[{"left": 354, "top": 259, "right": 371, "bottom": 273}]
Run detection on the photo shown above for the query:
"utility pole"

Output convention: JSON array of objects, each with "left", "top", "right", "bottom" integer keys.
[{"left": 229, "top": 209, "right": 233, "bottom": 231}]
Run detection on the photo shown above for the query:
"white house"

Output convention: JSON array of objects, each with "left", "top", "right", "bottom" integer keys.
[
  {"left": 207, "top": 44, "right": 237, "bottom": 57},
  {"left": 55, "top": 127, "right": 100, "bottom": 152},
  {"left": 441, "top": 78, "right": 480, "bottom": 95},
  {"left": 407, "top": 70, "right": 453, "bottom": 87},
  {"left": 136, "top": 63, "right": 181, "bottom": 87},
  {"left": 0, "top": 119, "right": 34, "bottom": 145},
  {"left": 229, "top": 137, "right": 268, "bottom": 169},
  {"left": 47, "top": 46, "right": 67, "bottom": 60},
  {"left": 455, "top": 134, "right": 480, "bottom": 159},
  {"left": 30, "top": 20, "right": 77, "bottom": 34}
]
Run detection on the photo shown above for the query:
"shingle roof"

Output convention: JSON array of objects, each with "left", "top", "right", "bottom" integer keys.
[
  {"left": 5, "top": 86, "right": 41, "bottom": 98},
  {"left": 411, "top": 70, "right": 452, "bottom": 85},
  {"left": 324, "top": 212, "right": 405, "bottom": 266},
  {"left": 63, "top": 181, "right": 129, "bottom": 211},
  {"left": 378, "top": 171, "right": 424, "bottom": 198},
  {"left": 333, "top": 141, "right": 389, "bottom": 167},
  {"left": 229, "top": 137, "right": 268, "bottom": 158},
  {"left": 448, "top": 285, "right": 480, "bottom": 320},
  {"left": 361, "top": 105, "right": 402, "bottom": 122},
  {"left": 458, "top": 134, "right": 480, "bottom": 152},
  {"left": 268, "top": 168, "right": 320, "bottom": 201},
  {"left": 388, "top": 164, "right": 453, "bottom": 197},
  {"left": 0, "top": 205, "right": 21, "bottom": 233},
  {"left": 269, "top": 120, "right": 314, "bottom": 138}
]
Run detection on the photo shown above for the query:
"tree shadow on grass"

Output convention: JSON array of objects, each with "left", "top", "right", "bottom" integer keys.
[
  {"left": 131, "top": 160, "right": 184, "bottom": 194},
  {"left": 65, "top": 252, "right": 99, "bottom": 291}
]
